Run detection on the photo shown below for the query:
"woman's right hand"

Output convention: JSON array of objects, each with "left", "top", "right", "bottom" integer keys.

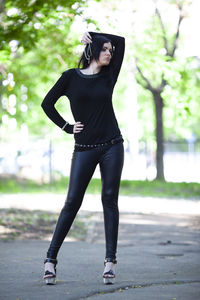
[
  {"left": 73, "top": 121, "right": 84, "bottom": 134},
  {"left": 81, "top": 32, "right": 92, "bottom": 45}
]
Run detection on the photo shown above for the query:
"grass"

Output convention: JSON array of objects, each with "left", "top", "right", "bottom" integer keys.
[
  {"left": 0, "top": 175, "right": 200, "bottom": 199},
  {"left": 0, "top": 208, "right": 89, "bottom": 241}
]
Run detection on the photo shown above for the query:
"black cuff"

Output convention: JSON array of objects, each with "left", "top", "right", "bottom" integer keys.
[{"left": 63, "top": 124, "right": 74, "bottom": 134}]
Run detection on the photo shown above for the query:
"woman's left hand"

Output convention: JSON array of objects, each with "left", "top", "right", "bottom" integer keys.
[{"left": 81, "top": 32, "right": 92, "bottom": 45}]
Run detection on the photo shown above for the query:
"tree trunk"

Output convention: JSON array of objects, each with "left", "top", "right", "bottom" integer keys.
[{"left": 153, "top": 91, "right": 165, "bottom": 180}]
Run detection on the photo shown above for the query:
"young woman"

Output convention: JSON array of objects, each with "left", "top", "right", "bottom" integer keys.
[{"left": 41, "top": 31, "right": 125, "bottom": 285}]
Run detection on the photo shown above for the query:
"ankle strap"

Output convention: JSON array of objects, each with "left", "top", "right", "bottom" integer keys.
[
  {"left": 44, "top": 258, "right": 57, "bottom": 265},
  {"left": 104, "top": 258, "right": 117, "bottom": 265}
]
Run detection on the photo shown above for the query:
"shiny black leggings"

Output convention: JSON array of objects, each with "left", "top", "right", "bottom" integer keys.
[{"left": 47, "top": 141, "right": 124, "bottom": 260}]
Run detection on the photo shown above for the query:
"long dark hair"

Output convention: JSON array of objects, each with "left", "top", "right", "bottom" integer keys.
[{"left": 78, "top": 34, "right": 114, "bottom": 69}]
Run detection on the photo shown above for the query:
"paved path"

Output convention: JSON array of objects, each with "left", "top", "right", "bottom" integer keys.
[
  {"left": 0, "top": 193, "right": 200, "bottom": 299},
  {"left": 1, "top": 193, "right": 200, "bottom": 214}
]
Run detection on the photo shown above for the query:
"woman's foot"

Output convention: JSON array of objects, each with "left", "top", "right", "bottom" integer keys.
[
  {"left": 103, "top": 258, "right": 117, "bottom": 284},
  {"left": 43, "top": 258, "right": 57, "bottom": 285}
]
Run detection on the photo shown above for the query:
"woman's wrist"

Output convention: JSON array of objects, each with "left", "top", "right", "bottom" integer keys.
[{"left": 63, "top": 124, "right": 74, "bottom": 134}]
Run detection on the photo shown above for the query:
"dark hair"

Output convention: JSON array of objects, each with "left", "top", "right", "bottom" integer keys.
[{"left": 78, "top": 34, "right": 114, "bottom": 69}]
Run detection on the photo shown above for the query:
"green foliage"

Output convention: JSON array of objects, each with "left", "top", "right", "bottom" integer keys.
[
  {"left": 162, "top": 58, "right": 200, "bottom": 139},
  {"left": 0, "top": 0, "right": 89, "bottom": 135},
  {"left": 1, "top": 0, "right": 199, "bottom": 160},
  {"left": 0, "top": 176, "right": 199, "bottom": 199},
  {"left": 134, "top": 1, "right": 200, "bottom": 141},
  {"left": 1, "top": 0, "right": 86, "bottom": 52}
]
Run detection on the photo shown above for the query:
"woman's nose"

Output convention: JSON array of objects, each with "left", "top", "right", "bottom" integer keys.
[{"left": 106, "top": 50, "right": 111, "bottom": 56}]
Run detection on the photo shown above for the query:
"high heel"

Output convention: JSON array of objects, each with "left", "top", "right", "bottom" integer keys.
[
  {"left": 103, "top": 258, "right": 117, "bottom": 284},
  {"left": 43, "top": 258, "right": 57, "bottom": 285}
]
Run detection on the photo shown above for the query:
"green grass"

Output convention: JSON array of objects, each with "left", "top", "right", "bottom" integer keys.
[
  {"left": 0, "top": 208, "right": 89, "bottom": 241},
  {"left": 120, "top": 180, "right": 200, "bottom": 199},
  {"left": 0, "top": 175, "right": 200, "bottom": 199}
]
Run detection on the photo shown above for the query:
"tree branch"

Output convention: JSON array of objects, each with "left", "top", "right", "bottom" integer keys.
[
  {"left": 170, "top": 6, "right": 184, "bottom": 57},
  {"left": 161, "top": 76, "right": 167, "bottom": 90},
  {"left": 155, "top": 7, "right": 170, "bottom": 56},
  {"left": 157, "top": 76, "right": 167, "bottom": 94},
  {"left": 135, "top": 59, "right": 155, "bottom": 93},
  {"left": 155, "top": 2, "right": 185, "bottom": 58}
]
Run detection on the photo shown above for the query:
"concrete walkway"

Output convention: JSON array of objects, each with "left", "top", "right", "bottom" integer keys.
[
  {"left": 0, "top": 193, "right": 200, "bottom": 299},
  {"left": 1, "top": 193, "right": 200, "bottom": 215}
]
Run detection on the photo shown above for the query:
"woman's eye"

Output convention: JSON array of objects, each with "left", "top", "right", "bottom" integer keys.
[{"left": 102, "top": 48, "right": 113, "bottom": 55}]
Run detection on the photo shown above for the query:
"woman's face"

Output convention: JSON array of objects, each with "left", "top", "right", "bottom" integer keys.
[{"left": 98, "top": 42, "right": 112, "bottom": 66}]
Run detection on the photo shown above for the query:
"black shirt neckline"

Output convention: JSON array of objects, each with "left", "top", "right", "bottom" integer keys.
[{"left": 75, "top": 68, "right": 102, "bottom": 78}]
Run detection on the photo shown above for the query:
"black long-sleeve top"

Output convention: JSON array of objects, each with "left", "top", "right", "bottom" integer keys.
[{"left": 41, "top": 32, "right": 125, "bottom": 148}]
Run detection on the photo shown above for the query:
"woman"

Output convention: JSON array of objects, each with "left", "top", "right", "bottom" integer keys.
[{"left": 41, "top": 31, "right": 125, "bottom": 285}]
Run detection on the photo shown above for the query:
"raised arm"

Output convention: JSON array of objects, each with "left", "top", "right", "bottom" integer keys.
[
  {"left": 89, "top": 32, "right": 125, "bottom": 85},
  {"left": 41, "top": 71, "right": 74, "bottom": 134}
]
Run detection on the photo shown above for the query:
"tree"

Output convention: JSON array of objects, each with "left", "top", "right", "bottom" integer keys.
[
  {"left": 0, "top": 0, "right": 86, "bottom": 53},
  {"left": 0, "top": 0, "right": 91, "bottom": 136},
  {"left": 134, "top": 0, "right": 190, "bottom": 180}
]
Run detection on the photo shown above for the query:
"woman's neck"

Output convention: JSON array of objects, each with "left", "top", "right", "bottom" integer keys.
[{"left": 82, "top": 60, "right": 101, "bottom": 75}]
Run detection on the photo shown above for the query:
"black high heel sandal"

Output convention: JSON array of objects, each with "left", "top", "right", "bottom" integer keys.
[
  {"left": 43, "top": 258, "right": 57, "bottom": 285},
  {"left": 103, "top": 258, "right": 117, "bottom": 284}
]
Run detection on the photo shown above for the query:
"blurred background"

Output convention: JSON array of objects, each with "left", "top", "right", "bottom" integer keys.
[
  {"left": 1, "top": 3, "right": 200, "bottom": 290},
  {"left": 1, "top": 0, "right": 200, "bottom": 188}
]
